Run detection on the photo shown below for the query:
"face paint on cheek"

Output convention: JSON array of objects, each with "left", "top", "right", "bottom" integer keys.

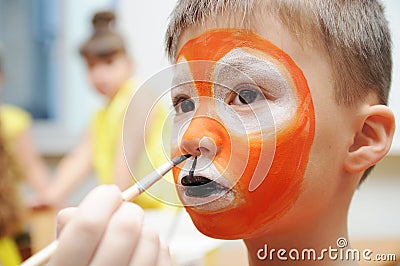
[{"left": 171, "top": 29, "right": 315, "bottom": 239}]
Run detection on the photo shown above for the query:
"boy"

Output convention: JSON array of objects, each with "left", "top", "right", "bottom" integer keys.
[{"left": 49, "top": 0, "right": 395, "bottom": 265}]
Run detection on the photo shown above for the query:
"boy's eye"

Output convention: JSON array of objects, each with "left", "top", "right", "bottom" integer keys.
[
  {"left": 238, "top": 90, "right": 257, "bottom": 104},
  {"left": 174, "top": 97, "right": 195, "bottom": 114},
  {"left": 181, "top": 99, "right": 195, "bottom": 112},
  {"left": 230, "top": 85, "right": 263, "bottom": 105}
]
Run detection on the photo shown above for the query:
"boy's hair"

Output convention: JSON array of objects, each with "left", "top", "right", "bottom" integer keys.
[
  {"left": 165, "top": 0, "right": 392, "bottom": 182},
  {"left": 80, "top": 11, "right": 126, "bottom": 59}
]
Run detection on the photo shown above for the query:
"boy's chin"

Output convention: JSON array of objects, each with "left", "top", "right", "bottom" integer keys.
[{"left": 184, "top": 204, "right": 283, "bottom": 240}]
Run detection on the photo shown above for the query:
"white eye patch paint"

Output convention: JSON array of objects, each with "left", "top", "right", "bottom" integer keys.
[
  {"left": 171, "top": 49, "right": 297, "bottom": 150},
  {"left": 213, "top": 48, "right": 297, "bottom": 134},
  {"left": 171, "top": 58, "right": 198, "bottom": 152}
]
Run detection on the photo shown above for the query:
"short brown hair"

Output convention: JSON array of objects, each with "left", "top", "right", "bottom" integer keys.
[{"left": 165, "top": 0, "right": 392, "bottom": 181}]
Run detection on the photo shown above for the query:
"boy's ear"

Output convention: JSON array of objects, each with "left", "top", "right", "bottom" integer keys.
[{"left": 344, "top": 105, "right": 395, "bottom": 174}]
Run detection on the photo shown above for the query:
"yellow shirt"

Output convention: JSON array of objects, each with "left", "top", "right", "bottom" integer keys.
[
  {"left": 0, "top": 105, "right": 29, "bottom": 265},
  {"left": 0, "top": 238, "right": 21, "bottom": 266},
  {"left": 91, "top": 78, "right": 172, "bottom": 208},
  {"left": 0, "top": 104, "right": 31, "bottom": 143}
]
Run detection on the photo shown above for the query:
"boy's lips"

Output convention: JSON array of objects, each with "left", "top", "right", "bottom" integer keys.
[
  {"left": 181, "top": 175, "right": 229, "bottom": 198},
  {"left": 177, "top": 159, "right": 236, "bottom": 212},
  {"left": 177, "top": 158, "right": 232, "bottom": 191}
]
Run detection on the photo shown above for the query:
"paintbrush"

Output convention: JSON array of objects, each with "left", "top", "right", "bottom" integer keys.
[{"left": 20, "top": 154, "right": 191, "bottom": 266}]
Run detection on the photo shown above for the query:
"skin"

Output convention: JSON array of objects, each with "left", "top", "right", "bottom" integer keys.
[
  {"left": 51, "top": 14, "right": 394, "bottom": 266},
  {"left": 86, "top": 54, "right": 133, "bottom": 99},
  {"left": 51, "top": 185, "right": 171, "bottom": 266},
  {"left": 13, "top": 129, "right": 51, "bottom": 206}
]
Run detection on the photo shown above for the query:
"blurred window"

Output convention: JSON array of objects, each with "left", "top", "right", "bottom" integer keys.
[{"left": 0, "top": 0, "right": 59, "bottom": 120}]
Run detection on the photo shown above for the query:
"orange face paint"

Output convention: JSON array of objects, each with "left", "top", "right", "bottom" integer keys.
[{"left": 171, "top": 29, "right": 315, "bottom": 239}]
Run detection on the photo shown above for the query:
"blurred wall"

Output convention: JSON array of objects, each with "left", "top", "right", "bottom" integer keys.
[{"left": 117, "top": 0, "right": 178, "bottom": 86}]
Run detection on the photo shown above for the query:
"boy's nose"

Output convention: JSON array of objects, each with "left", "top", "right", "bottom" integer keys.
[
  {"left": 181, "top": 136, "right": 217, "bottom": 158},
  {"left": 179, "top": 116, "right": 229, "bottom": 160}
]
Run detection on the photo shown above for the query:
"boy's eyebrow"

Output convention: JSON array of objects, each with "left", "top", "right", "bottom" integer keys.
[
  {"left": 171, "top": 49, "right": 290, "bottom": 98},
  {"left": 216, "top": 48, "right": 277, "bottom": 74},
  {"left": 213, "top": 49, "right": 290, "bottom": 96}
]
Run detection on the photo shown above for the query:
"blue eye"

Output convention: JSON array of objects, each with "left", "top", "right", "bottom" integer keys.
[
  {"left": 180, "top": 99, "right": 195, "bottom": 112},
  {"left": 231, "top": 85, "right": 262, "bottom": 105},
  {"left": 238, "top": 89, "right": 257, "bottom": 104},
  {"left": 174, "top": 97, "right": 195, "bottom": 114}
]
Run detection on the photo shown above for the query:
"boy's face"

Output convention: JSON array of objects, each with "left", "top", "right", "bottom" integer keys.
[{"left": 171, "top": 18, "right": 350, "bottom": 239}]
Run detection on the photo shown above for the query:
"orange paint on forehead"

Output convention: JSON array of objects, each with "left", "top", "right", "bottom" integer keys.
[{"left": 173, "top": 29, "right": 315, "bottom": 239}]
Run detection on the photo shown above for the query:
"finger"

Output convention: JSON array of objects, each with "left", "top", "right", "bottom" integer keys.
[
  {"left": 157, "top": 244, "right": 172, "bottom": 266},
  {"left": 90, "top": 202, "right": 144, "bottom": 266},
  {"left": 56, "top": 207, "right": 77, "bottom": 237},
  {"left": 50, "top": 185, "right": 122, "bottom": 266},
  {"left": 129, "top": 227, "right": 161, "bottom": 266}
]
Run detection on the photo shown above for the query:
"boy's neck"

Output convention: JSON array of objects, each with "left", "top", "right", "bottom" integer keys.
[{"left": 244, "top": 199, "right": 358, "bottom": 266}]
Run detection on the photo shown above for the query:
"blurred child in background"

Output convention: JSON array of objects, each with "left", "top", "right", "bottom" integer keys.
[
  {"left": 0, "top": 45, "right": 51, "bottom": 266},
  {"left": 46, "top": 11, "right": 167, "bottom": 208},
  {"left": 0, "top": 125, "right": 24, "bottom": 265}
]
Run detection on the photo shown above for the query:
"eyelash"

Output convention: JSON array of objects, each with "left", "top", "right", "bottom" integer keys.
[
  {"left": 228, "top": 84, "right": 265, "bottom": 105},
  {"left": 171, "top": 83, "right": 268, "bottom": 112},
  {"left": 172, "top": 95, "right": 189, "bottom": 108}
]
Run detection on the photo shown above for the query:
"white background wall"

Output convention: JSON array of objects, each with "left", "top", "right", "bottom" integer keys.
[{"left": 116, "top": 0, "right": 178, "bottom": 85}]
